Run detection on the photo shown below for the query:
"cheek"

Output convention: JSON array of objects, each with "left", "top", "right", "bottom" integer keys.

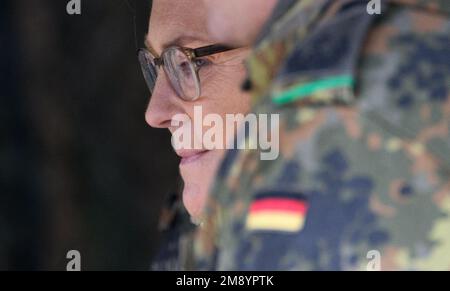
[{"left": 202, "top": 69, "right": 251, "bottom": 115}]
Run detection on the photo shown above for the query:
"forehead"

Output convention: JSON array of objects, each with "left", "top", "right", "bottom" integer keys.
[{"left": 147, "top": 0, "right": 210, "bottom": 53}]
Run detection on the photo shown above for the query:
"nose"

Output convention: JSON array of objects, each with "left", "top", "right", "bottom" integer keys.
[{"left": 145, "top": 72, "right": 182, "bottom": 129}]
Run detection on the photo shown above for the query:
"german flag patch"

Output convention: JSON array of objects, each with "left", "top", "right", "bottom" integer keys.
[{"left": 245, "top": 192, "right": 309, "bottom": 233}]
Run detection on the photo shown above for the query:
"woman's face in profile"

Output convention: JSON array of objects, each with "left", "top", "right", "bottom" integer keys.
[{"left": 144, "top": 0, "right": 251, "bottom": 219}]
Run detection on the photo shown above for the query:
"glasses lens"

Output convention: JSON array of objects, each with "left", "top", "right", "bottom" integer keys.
[
  {"left": 163, "top": 47, "right": 200, "bottom": 101},
  {"left": 138, "top": 49, "right": 158, "bottom": 94}
]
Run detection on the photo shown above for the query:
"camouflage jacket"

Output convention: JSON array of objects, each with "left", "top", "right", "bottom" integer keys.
[
  {"left": 151, "top": 192, "right": 197, "bottom": 271},
  {"left": 195, "top": 0, "right": 450, "bottom": 270}
]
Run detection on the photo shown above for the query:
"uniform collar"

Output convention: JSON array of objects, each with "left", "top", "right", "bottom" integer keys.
[
  {"left": 246, "top": 0, "right": 449, "bottom": 107},
  {"left": 246, "top": 0, "right": 331, "bottom": 106}
]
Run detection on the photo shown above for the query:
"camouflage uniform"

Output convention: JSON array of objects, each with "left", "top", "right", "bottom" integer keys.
[
  {"left": 195, "top": 0, "right": 450, "bottom": 270},
  {"left": 151, "top": 192, "right": 197, "bottom": 271}
]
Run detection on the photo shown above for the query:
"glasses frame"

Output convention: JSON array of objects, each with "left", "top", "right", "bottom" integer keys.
[{"left": 138, "top": 44, "right": 235, "bottom": 101}]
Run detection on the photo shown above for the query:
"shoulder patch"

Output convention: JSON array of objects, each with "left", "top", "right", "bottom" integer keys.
[
  {"left": 245, "top": 191, "right": 309, "bottom": 233},
  {"left": 271, "top": 1, "right": 380, "bottom": 106}
]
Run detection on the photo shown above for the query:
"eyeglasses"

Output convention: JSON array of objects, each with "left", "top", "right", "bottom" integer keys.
[{"left": 138, "top": 44, "right": 235, "bottom": 101}]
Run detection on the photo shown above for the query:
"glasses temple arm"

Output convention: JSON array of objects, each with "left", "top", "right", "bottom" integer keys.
[{"left": 193, "top": 45, "right": 234, "bottom": 58}]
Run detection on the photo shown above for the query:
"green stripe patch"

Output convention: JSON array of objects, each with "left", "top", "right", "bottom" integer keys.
[{"left": 272, "top": 75, "right": 354, "bottom": 105}]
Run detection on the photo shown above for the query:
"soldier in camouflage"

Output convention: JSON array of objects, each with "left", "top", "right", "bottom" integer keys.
[{"left": 196, "top": 0, "right": 450, "bottom": 270}]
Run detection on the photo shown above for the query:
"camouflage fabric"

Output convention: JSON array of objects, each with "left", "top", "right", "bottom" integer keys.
[
  {"left": 151, "top": 191, "right": 197, "bottom": 271},
  {"left": 195, "top": 0, "right": 450, "bottom": 270}
]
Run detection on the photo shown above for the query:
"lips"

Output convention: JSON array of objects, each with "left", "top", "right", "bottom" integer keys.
[{"left": 175, "top": 149, "right": 209, "bottom": 165}]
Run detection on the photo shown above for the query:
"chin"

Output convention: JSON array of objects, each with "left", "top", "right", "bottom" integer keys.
[
  {"left": 182, "top": 182, "right": 207, "bottom": 220},
  {"left": 179, "top": 149, "right": 225, "bottom": 220}
]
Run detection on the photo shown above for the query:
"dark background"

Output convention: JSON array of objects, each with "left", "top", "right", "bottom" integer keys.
[{"left": 0, "top": 0, "right": 180, "bottom": 270}]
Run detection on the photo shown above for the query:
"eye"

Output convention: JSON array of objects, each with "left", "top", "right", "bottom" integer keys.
[
  {"left": 179, "top": 61, "right": 192, "bottom": 74},
  {"left": 194, "top": 58, "right": 211, "bottom": 68}
]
